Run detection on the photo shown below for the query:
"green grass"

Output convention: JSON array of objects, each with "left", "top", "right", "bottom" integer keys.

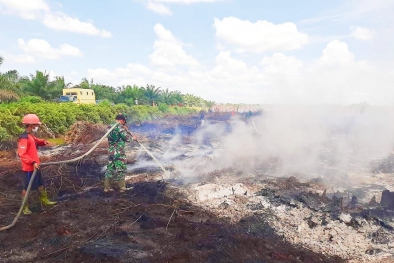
[{"left": 46, "top": 137, "right": 65, "bottom": 145}]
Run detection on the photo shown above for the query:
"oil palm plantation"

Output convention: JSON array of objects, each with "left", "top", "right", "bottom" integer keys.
[
  {"left": 116, "top": 85, "right": 144, "bottom": 105},
  {"left": 143, "top": 84, "right": 162, "bottom": 105},
  {"left": 183, "top": 94, "right": 203, "bottom": 107}
]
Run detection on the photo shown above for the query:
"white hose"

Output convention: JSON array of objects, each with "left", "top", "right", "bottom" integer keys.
[
  {"left": 137, "top": 141, "right": 169, "bottom": 177},
  {"left": 126, "top": 130, "right": 170, "bottom": 178}
]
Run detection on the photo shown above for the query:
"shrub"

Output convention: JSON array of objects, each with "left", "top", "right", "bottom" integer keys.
[
  {"left": 0, "top": 127, "right": 10, "bottom": 142},
  {"left": 158, "top": 103, "right": 169, "bottom": 113},
  {"left": 0, "top": 102, "right": 198, "bottom": 139},
  {"left": 0, "top": 110, "right": 24, "bottom": 137},
  {"left": 97, "top": 99, "right": 113, "bottom": 106},
  {"left": 19, "top": 96, "right": 44, "bottom": 103}
]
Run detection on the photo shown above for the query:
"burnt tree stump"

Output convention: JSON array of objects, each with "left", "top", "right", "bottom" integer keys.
[{"left": 380, "top": 190, "right": 394, "bottom": 208}]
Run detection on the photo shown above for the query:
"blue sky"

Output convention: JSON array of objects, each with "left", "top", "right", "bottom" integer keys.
[{"left": 0, "top": 0, "right": 393, "bottom": 104}]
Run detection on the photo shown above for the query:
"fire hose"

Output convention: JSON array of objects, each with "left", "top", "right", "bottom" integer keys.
[
  {"left": 0, "top": 124, "right": 168, "bottom": 232},
  {"left": 126, "top": 130, "right": 169, "bottom": 177}
]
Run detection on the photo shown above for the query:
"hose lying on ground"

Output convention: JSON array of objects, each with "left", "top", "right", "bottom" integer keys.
[{"left": 0, "top": 124, "right": 119, "bottom": 232}]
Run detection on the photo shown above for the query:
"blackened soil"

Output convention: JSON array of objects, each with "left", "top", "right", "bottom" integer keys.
[
  {"left": 0, "top": 114, "right": 343, "bottom": 263},
  {"left": 0, "top": 167, "right": 344, "bottom": 263}
]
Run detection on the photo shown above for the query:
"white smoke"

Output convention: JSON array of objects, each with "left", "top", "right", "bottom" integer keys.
[
  {"left": 153, "top": 105, "right": 394, "bottom": 184},
  {"left": 126, "top": 105, "right": 394, "bottom": 187}
]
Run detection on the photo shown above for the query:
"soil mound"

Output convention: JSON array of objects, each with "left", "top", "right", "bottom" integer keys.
[{"left": 65, "top": 121, "right": 107, "bottom": 144}]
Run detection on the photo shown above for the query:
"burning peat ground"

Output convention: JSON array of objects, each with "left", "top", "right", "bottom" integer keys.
[
  {"left": 128, "top": 110, "right": 394, "bottom": 262},
  {"left": 0, "top": 109, "right": 394, "bottom": 262}
]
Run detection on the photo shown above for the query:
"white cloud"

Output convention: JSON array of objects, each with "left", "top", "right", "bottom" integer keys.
[
  {"left": 319, "top": 40, "right": 354, "bottom": 65},
  {"left": 149, "top": 24, "right": 199, "bottom": 69},
  {"left": 213, "top": 51, "right": 248, "bottom": 74},
  {"left": 351, "top": 26, "right": 374, "bottom": 40},
  {"left": 18, "top": 38, "right": 83, "bottom": 60},
  {"left": 143, "top": 0, "right": 223, "bottom": 15},
  {"left": 88, "top": 51, "right": 265, "bottom": 103},
  {"left": 154, "top": 23, "right": 178, "bottom": 43},
  {"left": 43, "top": 12, "right": 112, "bottom": 37},
  {"left": 2, "top": 54, "right": 36, "bottom": 64},
  {"left": 0, "top": 0, "right": 111, "bottom": 37},
  {"left": 87, "top": 39, "right": 394, "bottom": 105},
  {"left": 47, "top": 70, "right": 59, "bottom": 81},
  {"left": 299, "top": 40, "right": 389, "bottom": 104},
  {"left": 214, "top": 17, "right": 308, "bottom": 53},
  {"left": 0, "top": 0, "right": 49, "bottom": 19},
  {"left": 145, "top": 1, "right": 172, "bottom": 15},
  {"left": 87, "top": 63, "right": 152, "bottom": 87},
  {"left": 261, "top": 53, "right": 303, "bottom": 74}
]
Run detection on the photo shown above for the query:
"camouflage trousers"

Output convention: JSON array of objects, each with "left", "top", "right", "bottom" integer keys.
[{"left": 104, "top": 158, "right": 127, "bottom": 181}]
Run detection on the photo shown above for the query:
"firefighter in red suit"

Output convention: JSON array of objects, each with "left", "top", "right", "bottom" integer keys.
[{"left": 18, "top": 114, "right": 56, "bottom": 215}]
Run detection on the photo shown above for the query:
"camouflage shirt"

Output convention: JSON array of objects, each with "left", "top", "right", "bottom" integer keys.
[{"left": 107, "top": 123, "right": 133, "bottom": 159}]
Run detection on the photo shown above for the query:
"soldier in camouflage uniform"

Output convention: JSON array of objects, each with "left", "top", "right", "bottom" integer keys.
[{"left": 104, "top": 114, "right": 133, "bottom": 192}]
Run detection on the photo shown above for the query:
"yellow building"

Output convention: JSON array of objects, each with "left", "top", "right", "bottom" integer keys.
[{"left": 61, "top": 88, "right": 96, "bottom": 104}]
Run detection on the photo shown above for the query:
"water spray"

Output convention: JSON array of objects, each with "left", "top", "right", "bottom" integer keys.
[
  {"left": 127, "top": 131, "right": 170, "bottom": 178},
  {"left": 251, "top": 120, "right": 259, "bottom": 134}
]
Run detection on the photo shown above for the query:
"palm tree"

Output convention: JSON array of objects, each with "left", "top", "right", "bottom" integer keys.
[
  {"left": 172, "top": 90, "right": 183, "bottom": 104},
  {"left": 161, "top": 88, "right": 173, "bottom": 104},
  {"left": 0, "top": 56, "right": 3, "bottom": 67},
  {"left": 144, "top": 84, "right": 162, "bottom": 105},
  {"left": 3, "top": 69, "right": 19, "bottom": 81},
  {"left": 183, "top": 94, "right": 203, "bottom": 107},
  {"left": 205, "top": 100, "right": 216, "bottom": 109},
  {"left": 161, "top": 89, "right": 185, "bottom": 105},
  {"left": 48, "top": 76, "right": 71, "bottom": 99},
  {"left": 21, "top": 71, "right": 52, "bottom": 99},
  {"left": 90, "top": 83, "right": 117, "bottom": 102},
  {"left": 72, "top": 78, "right": 90, "bottom": 89},
  {"left": 116, "top": 85, "right": 144, "bottom": 104},
  {"left": 22, "top": 71, "right": 74, "bottom": 100}
]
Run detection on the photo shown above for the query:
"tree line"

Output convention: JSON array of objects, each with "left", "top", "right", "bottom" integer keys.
[{"left": 0, "top": 56, "right": 215, "bottom": 108}]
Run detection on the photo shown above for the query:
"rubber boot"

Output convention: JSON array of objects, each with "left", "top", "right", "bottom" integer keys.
[
  {"left": 39, "top": 189, "right": 57, "bottom": 206},
  {"left": 118, "top": 179, "right": 126, "bottom": 193},
  {"left": 22, "top": 200, "right": 32, "bottom": 215},
  {"left": 104, "top": 177, "right": 114, "bottom": 193}
]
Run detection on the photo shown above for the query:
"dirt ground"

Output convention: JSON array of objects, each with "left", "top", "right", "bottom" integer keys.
[
  {"left": 0, "top": 113, "right": 382, "bottom": 262},
  {"left": 0, "top": 169, "right": 343, "bottom": 263}
]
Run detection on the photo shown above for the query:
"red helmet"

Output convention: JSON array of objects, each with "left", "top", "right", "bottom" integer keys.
[{"left": 22, "top": 114, "right": 41, "bottom": 125}]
